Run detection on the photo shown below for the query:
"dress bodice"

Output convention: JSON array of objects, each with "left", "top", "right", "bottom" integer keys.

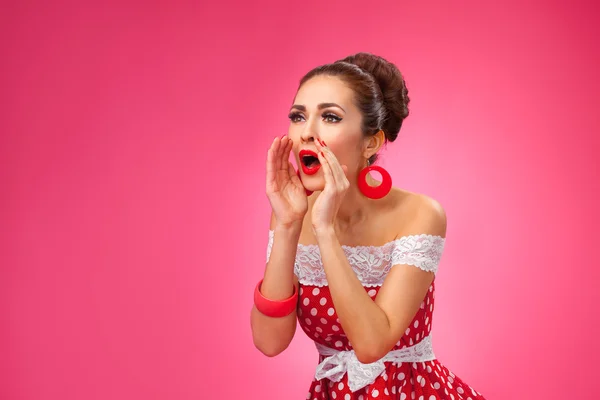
[
  {"left": 265, "top": 230, "right": 445, "bottom": 352},
  {"left": 263, "top": 230, "right": 487, "bottom": 399},
  {"left": 298, "top": 282, "right": 436, "bottom": 353}
]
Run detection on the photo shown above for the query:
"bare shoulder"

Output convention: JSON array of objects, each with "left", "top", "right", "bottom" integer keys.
[{"left": 388, "top": 187, "right": 447, "bottom": 239}]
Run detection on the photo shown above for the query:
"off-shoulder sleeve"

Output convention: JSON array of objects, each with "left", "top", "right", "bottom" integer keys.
[
  {"left": 266, "top": 230, "right": 275, "bottom": 262},
  {"left": 390, "top": 234, "right": 446, "bottom": 274}
]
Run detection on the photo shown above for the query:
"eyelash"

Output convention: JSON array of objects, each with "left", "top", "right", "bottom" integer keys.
[{"left": 288, "top": 112, "right": 342, "bottom": 124}]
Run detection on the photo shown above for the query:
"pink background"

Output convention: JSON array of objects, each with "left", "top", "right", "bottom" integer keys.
[{"left": 2, "top": 1, "right": 599, "bottom": 399}]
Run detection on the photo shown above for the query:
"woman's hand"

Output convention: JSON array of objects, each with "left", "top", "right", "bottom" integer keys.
[
  {"left": 266, "top": 135, "right": 308, "bottom": 229},
  {"left": 311, "top": 139, "right": 349, "bottom": 235}
]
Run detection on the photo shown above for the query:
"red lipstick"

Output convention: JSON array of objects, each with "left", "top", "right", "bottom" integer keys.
[{"left": 299, "top": 149, "right": 321, "bottom": 175}]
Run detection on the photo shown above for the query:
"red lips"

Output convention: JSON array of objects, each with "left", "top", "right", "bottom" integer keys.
[{"left": 299, "top": 149, "right": 321, "bottom": 175}]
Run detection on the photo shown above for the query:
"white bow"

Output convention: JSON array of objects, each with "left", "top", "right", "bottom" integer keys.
[
  {"left": 314, "top": 335, "right": 436, "bottom": 393},
  {"left": 314, "top": 346, "right": 385, "bottom": 392}
]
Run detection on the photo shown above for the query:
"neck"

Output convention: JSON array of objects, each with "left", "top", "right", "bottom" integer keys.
[{"left": 332, "top": 172, "right": 381, "bottom": 232}]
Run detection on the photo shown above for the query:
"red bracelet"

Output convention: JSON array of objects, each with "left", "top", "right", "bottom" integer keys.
[{"left": 254, "top": 279, "right": 298, "bottom": 318}]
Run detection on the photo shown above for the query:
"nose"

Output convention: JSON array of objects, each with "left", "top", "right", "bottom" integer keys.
[{"left": 299, "top": 119, "right": 319, "bottom": 144}]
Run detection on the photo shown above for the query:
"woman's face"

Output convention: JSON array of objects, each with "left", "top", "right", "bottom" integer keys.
[{"left": 288, "top": 75, "right": 366, "bottom": 192}]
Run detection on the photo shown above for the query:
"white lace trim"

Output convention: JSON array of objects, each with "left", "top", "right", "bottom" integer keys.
[
  {"left": 266, "top": 230, "right": 445, "bottom": 287},
  {"left": 314, "top": 335, "right": 436, "bottom": 392}
]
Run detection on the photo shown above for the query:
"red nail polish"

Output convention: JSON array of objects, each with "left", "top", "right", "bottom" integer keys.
[
  {"left": 320, "top": 151, "right": 324, "bottom": 157},
  {"left": 322, "top": 140, "right": 327, "bottom": 146}
]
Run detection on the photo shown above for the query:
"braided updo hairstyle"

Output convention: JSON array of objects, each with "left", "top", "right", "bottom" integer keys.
[{"left": 298, "top": 52, "right": 410, "bottom": 165}]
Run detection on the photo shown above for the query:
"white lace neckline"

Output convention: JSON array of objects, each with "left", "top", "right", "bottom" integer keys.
[
  {"left": 266, "top": 230, "right": 446, "bottom": 287},
  {"left": 268, "top": 229, "right": 444, "bottom": 250}
]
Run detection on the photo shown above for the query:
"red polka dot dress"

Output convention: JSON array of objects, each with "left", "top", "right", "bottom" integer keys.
[{"left": 266, "top": 230, "right": 486, "bottom": 400}]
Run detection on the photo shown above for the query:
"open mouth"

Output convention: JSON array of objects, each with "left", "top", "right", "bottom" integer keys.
[{"left": 299, "top": 149, "right": 321, "bottom": 175}]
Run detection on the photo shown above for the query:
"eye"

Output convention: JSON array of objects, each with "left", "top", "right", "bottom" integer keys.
[
  {"left": 288, "top": 112, "right": 304, "bottom": 123},
  {"left": 323, "top": 113, "right": 342, "bottom": 123}
]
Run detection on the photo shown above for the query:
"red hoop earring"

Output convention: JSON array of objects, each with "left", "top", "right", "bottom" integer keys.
[
  {"left": 358, "top": 165, "right": 392, "bottom": 199},
  {"left": 297, "top": 170, "right": 314, "bottom": 196}
]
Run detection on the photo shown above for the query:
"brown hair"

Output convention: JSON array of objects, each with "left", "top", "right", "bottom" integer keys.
[{"left": 298, "top": 52, "right": 410, "bottom": 165}]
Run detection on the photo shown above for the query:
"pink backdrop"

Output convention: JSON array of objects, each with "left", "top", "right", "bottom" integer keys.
[{"left": 2, "top": 1, "right": 599, "bottom": 399}]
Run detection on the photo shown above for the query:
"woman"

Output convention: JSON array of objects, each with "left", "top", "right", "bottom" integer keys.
[{"left": 251, "top": 52, "right": 486, "bottom": 400}]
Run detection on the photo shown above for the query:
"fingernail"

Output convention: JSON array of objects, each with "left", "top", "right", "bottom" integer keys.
[
  {"left": 322, "top": 140, "right": 327, "bottom": 146},
  {"left": 320, "top": 151, "right": 324, "bottom": 157},
  {"left": 317, "top": 139, "right": 323, "bottom": 146}
]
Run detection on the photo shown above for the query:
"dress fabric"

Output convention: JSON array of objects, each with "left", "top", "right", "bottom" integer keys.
[{"left": 266, "top": 230, "right": 486, "bottom": 400}]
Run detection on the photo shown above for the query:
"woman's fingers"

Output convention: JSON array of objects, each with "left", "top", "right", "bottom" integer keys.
[
  {"left": 317, "top": 149, "right": 336, "bottom": 191},
  {"left": 269, "top": 136, "right": 288, "bottom": 172},
  {"left": 266, "top": 138, "right": 278, "bottom": 189},
  {"left": 267, "top": 136, "right": 286, "bottom": 189},
  {"left": 280, "top": 136, "right": 292, "bottom": 172},
  {"left": 316, "top": 140, "right": 348, "bottom": 190},
  {"left": 331, "top": 160, "right": 349, "bottom": 189},
  {"left": 273, "top": 137, "right": 283, "bottom": 171}
]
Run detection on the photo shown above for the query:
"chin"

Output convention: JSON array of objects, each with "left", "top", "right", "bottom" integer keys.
[{"left": 301, "top": 176, "right": 324, "bottom": 192}]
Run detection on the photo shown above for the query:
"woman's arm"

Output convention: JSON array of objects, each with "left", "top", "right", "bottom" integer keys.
[
  {"left": 317, "top": 197, "right": 447, "bottom": 364},
  {"left": 251, "top": 211, "right": 301, "bottom": 357}
]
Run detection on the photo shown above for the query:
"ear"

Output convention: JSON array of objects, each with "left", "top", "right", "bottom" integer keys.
[{"left": 363, "top": 130, "right": 386, "bottom": 159}]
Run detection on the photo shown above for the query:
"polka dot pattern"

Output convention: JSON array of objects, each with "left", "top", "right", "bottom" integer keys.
[
  {"left": 299, "top": 284, "right": 435, "bottom": 352},
  {"left": 299, "top": 281, "right": 486, "bottom": 399},
  {"left": 305, "top": 356, "right": 486, "bottom": 399}
]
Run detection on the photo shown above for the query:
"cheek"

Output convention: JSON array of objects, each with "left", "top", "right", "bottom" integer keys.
[
  {"left": 338, "top": 148, "right": 365, "bottom": 172},
  {"left": 327, "top": 148, "right": 354, "bottom": 170},
  {"left": 287, "top": 124, "right": 303, "bottom": 139}
]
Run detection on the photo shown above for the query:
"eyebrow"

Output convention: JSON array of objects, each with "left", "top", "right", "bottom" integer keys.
[{"left": 290, "top": 103, "right": 346, "bottom": 113}]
